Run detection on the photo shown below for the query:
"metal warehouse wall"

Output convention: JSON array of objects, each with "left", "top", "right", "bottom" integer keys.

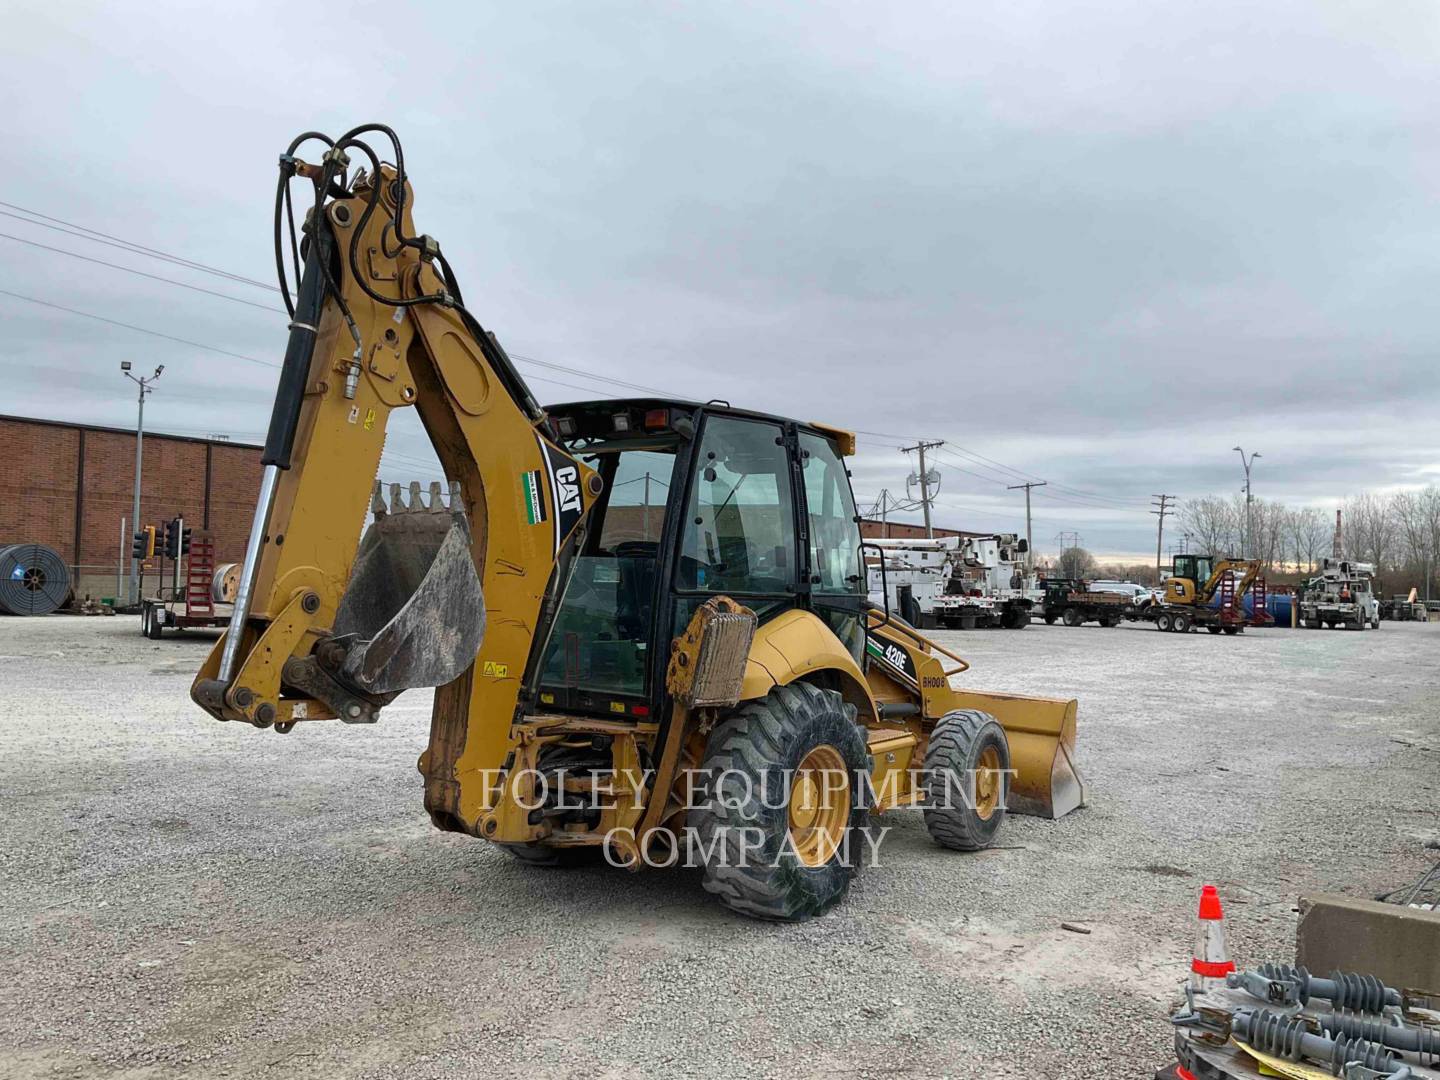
[{"left": 0, "top": 415, "right": 262, "bottom": 600}]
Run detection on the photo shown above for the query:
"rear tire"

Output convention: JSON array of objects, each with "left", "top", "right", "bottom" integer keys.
[
  {"left": 1062, "top": 607, "right": 1082, "bottom": 627},
  {"left": 1223, "top": 626, "right": 1241, "bottom": 635},
  {"left": 691, "top": 683, "right": 870, "bottom": 922},
  {"left": 1207, "top": 626, "right": 1223, "bottom": 635},
  {"left": 1156, "top": 611, "right": 1174, "bottom": 632},
  {"left": 145, "top": 606, "right": 164, "bottom": 639},
  {"left": 922, "top": 710, "right": 1010, "bottom": 852},
  {"left": 1173, "top": 612, "right": 1192, "bottom": 633}
]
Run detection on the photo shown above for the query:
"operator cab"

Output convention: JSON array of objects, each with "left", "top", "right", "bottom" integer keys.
[
  {"left": 1171, "top": 554, "right": 1213, "bottom": 585},
  {"left": 533, "top": 399, "right": 866, "bottom": 719}
]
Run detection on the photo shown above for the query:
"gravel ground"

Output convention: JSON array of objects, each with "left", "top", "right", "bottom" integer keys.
[{"left": 2, "top": 615, "right": 1437, "bottom": 1079}]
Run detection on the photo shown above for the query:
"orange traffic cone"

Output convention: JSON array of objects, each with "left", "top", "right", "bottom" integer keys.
[{"left": 1189, "top": 884, "right": 1234, "bottom": 992}]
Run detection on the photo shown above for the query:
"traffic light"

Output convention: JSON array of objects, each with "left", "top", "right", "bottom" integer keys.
[
  {"left": 179, "top": 523, "right": 193, "bottom": 556},
  {"left": 163, "top": 518, "right": 181, "bottom": 560},
  {"left": 131, "top": 525, "right": 156, "bottom": 560}
]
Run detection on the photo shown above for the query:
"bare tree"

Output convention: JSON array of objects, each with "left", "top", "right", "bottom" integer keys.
[
  {"left": 1056, "top": 546, "right": 1097, "bottom": 580},
  {"left": 1285, "top": 506, "right": 1329, "bottom": 574},
  {"left": 1344, "top": 492, "right": 1397, "bottom": 570},
  {"left": 1095, "top": 562, "right": 1159, "bottom": 585},
  {"left": 1245, "top": 497, "right": 1286, "bottom": 571},
  {"left": 1182, "top": 496, "right": 1239, "bottom": 556}
]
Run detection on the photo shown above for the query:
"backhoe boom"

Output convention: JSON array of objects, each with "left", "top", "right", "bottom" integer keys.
[{"left": 192, "top": 128, "right": 600, "bottom": 836}]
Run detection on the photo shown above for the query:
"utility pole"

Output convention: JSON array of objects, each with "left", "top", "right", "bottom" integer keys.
[
  {"left": 1151, "top": 494, "right": 1175, "bottom": 585},
  {"left": 121, "top": 361, "right": 163, "bottom": 606},
  {"left": 1233, "top": 446, "right": 1260, "bottom": 559},
  {"left": 1006, "top": 481, "right": 1046, "bottom": 571},
  {"left": 902, "top": 440, "right": 944, "bottom": 538},
  {"left": 642, "top": 472, "right": 651, "bottom": 539}
]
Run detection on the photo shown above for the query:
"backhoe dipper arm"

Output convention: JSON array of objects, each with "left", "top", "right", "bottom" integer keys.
[
  {"left": 192, "top": 126, "right": 600, "bottom": 833},
  {"left": 1201, "top": 558, "right": 1262, "bottom": 601}
]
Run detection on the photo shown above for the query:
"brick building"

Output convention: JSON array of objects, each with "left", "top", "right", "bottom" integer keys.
[
  {"left": 0, "top": 415, "right": 262, "bottom": 599},
  {"left": 858, "top": 518, "right": 980, "bottom": 541}
]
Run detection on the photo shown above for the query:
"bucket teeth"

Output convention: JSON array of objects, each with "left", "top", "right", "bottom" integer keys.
[{"left": 369, "top": 479, "right": 464, "bottom": 519}]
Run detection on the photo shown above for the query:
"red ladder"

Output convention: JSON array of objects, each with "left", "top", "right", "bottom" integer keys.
[
  {"left": 1218, "top": 569, "right": 1237, "bottom": 624},
  {"left": 1252, "top": 576, "right": 1269, "bottom": 625},
  {"left": 186, "top": 533, "right": 215, "bottom": 617}
]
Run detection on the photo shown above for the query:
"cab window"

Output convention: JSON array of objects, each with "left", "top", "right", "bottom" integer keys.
[
  {"left": 678, "top": 416, "right": 796, "bottom": 595},
  {"left": 538, "top": 448, "right": 674, "bottom": 698},
  {"left": 800, "top": 431, "right": 861, "bottom": 595}
]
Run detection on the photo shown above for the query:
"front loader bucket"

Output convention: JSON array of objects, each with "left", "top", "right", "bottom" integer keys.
[
  {"left": 948, "top": 690, "right": 1085, "bottom": 819},
  {"left": 331, "top": 480, "right": 485, "bottom": 694}
]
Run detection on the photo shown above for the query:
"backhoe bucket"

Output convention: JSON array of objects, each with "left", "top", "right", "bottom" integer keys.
[
  {"left": 948, "top": 690, "right": 1085, "bottom": 819},
  {"left": 331, "top": 481, "right": 485, "bottom": 694}
]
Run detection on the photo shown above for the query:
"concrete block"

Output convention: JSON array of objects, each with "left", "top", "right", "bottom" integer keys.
[{"left": 1297, "top": 892, "right": 1440, "bottom": 991}]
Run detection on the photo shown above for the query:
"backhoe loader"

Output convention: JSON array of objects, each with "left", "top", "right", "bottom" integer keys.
[
  {"left": 192, "top": 124, "right": 1085, "bottom": 921},
  {"left": 1144, "top": 554, "right": 1272, "bottom": 634}
]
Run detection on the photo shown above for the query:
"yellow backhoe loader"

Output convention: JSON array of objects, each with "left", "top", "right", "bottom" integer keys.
[{"left": 192, "top": 124, "right": 1085, "bottom": 920}]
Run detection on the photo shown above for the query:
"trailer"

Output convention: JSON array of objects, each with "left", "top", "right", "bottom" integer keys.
[
  {"left": 1037, "top": 579, "right": 1128, "bottom": 627},
  {"left": 138, "top": 533, "right": 232, "bottom": 639}
]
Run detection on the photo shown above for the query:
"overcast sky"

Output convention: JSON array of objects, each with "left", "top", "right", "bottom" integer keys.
[{"left": 4, "top": 1, "right": 1437, "bottom": 558}]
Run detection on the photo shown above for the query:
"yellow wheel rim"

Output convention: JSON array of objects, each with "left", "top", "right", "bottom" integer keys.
[
  {"left": 787, "top": 744, "right": 851, "bottom": 866},
  {"left": 975, "top": 745, "right": 1002, "bottom": 821}
]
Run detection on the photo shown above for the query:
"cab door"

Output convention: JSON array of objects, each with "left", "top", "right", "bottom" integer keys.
[
  {"left": 674, "top": 413, "right": 801, "bottom": 631},
  {"left": 798, "top": 429, "right": 866, "bottom": 663}
]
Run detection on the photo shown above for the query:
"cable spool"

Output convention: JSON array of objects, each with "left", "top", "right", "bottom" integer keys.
[
  {"left": 212, "top": 563, "right": 240, "bottom": 603},
  {"left": 0, "top": 543, "right": 71, "bottom": 616}
]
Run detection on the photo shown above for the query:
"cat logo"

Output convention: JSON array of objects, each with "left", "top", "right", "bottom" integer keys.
[{"left": 555, "top": 465, "right": 582, "bottom": 514}]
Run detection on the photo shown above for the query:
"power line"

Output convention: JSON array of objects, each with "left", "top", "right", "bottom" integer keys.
[
  {"left": 0, "top": 288, "right": 280, "bottom": 369},
  {"left": 0, "top": 201, "right": 282, "bottom": 294},
  {"left": 0, "top": 286, "right": 666, "bottom": 402},
  {"left": 0, "top": 232, "right": 286, "bottom": 314}
]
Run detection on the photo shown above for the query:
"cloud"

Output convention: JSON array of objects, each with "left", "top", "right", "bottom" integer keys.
[{"left": 2, "top": 0, "right": 1437, "bottom": 558}]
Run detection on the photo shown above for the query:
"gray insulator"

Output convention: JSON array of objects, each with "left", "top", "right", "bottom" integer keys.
[
  {"left": 1317, "top": 1012, "right": 1440, "bottom": 1063},
  {"left": 1257, "top": 963, "right": 1403, "bottom": 1013},
  {"left": 1233, "top": 1008, "right": 1396, "bottom": 1076}
]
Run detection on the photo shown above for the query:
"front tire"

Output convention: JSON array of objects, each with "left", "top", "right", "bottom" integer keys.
[
  {"left": 922, "top": 710, "right": 1010, "bottom": 851},
  {"left": 1156, "top": 611, "right": 1174, "bottom": 632},
  {"left": 691, "top": 683, "right": 870, "bottom": 922}
]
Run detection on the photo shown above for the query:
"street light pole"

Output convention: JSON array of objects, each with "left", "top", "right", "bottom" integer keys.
[
  {"left": 122, "top": 362, "right": 164, "bottom": 605},
  {"left": 1233, "top": 446, "right": 1260, "bottom": 560}
]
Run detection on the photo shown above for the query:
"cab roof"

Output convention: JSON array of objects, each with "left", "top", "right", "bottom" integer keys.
[{"left": 545, "top": 397, "right": 856, "bottom": 456}]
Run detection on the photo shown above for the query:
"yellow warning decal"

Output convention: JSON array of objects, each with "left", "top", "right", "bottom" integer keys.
[
  {"left": 481, "top": 661, "right": 509, "bottom": 678},
  {"left": 609, "top": 701, "right": 626, "bottom": 714},
  {"left": 363, "top": 407, "right": 377, "bottom": 430}
]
